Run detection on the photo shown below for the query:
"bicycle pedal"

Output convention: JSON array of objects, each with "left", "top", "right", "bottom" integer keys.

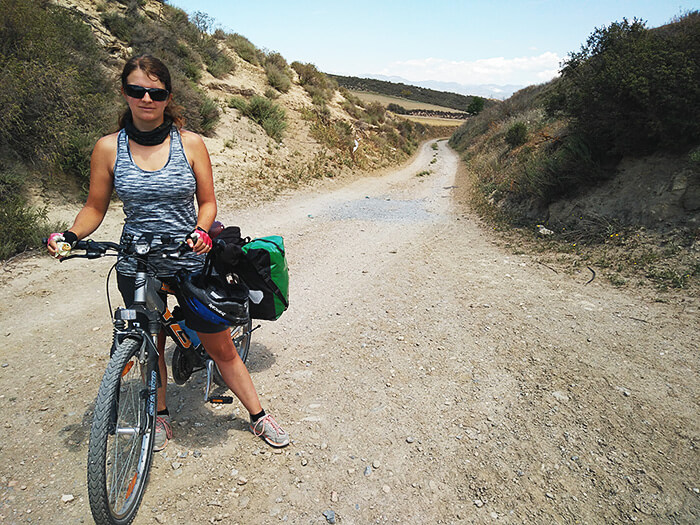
[{"left": 208, "top": 396, "right": 233, "bottom": 404}]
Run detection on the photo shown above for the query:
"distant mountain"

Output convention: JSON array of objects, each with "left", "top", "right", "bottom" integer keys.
[{"left": 367, "top": 75, "right": 524, "bottom": 100}]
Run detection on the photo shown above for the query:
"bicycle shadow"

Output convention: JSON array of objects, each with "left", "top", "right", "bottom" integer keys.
[
  {"left": 242, "top": 340, "right": 276, "bottom": 374},
  {"left": 59, "top": 400, "right": 96, "bottom": 451},
  {"left": 163, "top": 341, "right": 277, "bottom": 448}
]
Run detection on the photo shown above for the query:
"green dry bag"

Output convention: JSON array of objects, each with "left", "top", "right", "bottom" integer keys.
[{"left": 238, "top": 236, "right": 289, "bottom": 321}]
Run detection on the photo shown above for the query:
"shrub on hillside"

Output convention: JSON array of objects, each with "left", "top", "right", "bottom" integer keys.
[
  {"left": 547, "top": 13, "right": 700, "bottom": 157},
  {"left": 387, "top": 103, "right": 408, "bottom": 114},
  {"left": 291, "top": 61, "right": 337, "bottom": 103},
  {"left": 0, "top": 164, "right": 63, "bottom": 259},
  {"left": 229, "top": 95, "right": 287, "bottom": 142},
  {"left": 264, "top": 53, "right": 292, "bottom": 93},
  {"left": 362, "top": 102, "right": 386, "bottom": 125},
  {"left": 265, "top": 65, "right": 291, "bottom": 92},
  {"left": 341, "top": 99, "right": 362, "bottom": 120},
  {"left": 227, "top": 33, "right": 263, "bottom": 64},
  {"left": 264, "top": 87, "right": 280, "bottom": 99},
  {"left": 505, "top": 122, "right": 528, "bottom": 147},
  {"left": 101, "top": 12, "right": 132, "bottom": 41}
]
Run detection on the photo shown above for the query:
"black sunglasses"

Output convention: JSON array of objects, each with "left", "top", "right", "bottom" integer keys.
[{"left": 124, "top": 84, "right": 170, "bottom": 102}]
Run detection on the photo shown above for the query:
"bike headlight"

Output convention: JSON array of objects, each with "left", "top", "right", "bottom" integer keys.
[{"left": 134, "top": 239, "right": 150, "bottom": 255}]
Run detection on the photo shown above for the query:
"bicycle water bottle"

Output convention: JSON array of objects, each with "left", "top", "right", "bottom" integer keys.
[{"left": 182, "top": 321, "right": 201, "bottom": 347}]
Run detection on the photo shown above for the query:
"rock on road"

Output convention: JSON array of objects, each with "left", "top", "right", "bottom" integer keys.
[{"left": 0, "top": 140, "right": 698, "bottom": 524}]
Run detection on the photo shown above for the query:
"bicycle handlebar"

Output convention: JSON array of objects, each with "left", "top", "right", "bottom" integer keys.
[{"left": 42, "top": 238, "right": 192, "bottom": 261}]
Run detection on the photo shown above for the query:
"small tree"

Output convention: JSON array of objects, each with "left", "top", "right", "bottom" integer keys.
[
  {"left": 467, "top": 96, "right": 485, "bottom": 115},
  {"left": 191, "top": 10, "right": 213, "bottom": 37}
]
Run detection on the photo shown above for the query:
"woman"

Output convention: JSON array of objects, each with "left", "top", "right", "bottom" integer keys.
[{"left": 47, "top": 54, "right": 288, "bottom": 450}]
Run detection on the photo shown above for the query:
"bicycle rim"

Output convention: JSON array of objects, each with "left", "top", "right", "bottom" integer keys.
[
  {"left": 212, "top": 320, "right": 252, "bottom": 388},
  {"left": 232, "top": 319, "right": 252, "bottom": 363},
  {"left": 88, "top": 337, "right": 157, "bottom": 525}
]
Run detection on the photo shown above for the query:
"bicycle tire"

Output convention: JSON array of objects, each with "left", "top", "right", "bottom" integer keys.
[
  {"left": 212, "top": 319, "right": 253, "bottom": 387},
  {"left": 232, "top": 318, "right": 252, "bottom": 364},
  {"left": 87, "top": 337, "right": 158, "bottom": 525}
]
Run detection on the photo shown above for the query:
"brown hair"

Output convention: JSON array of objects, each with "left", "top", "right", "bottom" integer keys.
[{"left": 118, "top": 54, "right": 185, "bottom": 129}]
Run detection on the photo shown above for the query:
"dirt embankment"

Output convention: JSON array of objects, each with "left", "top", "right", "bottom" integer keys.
[{"left": 1, "top": 141, "right": 698, "bottom": 524}]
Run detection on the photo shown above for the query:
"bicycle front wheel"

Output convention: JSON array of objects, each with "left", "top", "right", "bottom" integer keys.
[{"left": 87, "top": 337, "right": 158, "bottom": 525}]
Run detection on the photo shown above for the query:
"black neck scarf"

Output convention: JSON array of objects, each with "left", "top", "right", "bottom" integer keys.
[{"left": 124, "top": 114, "right": 173, "bottom": 146}]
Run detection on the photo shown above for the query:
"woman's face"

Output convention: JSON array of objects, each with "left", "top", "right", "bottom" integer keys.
[{"left": 123, "top": 68, "right": 171, "bottom": 128}]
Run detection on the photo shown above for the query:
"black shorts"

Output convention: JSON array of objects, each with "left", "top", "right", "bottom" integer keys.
[{"left": 116, "top": 272, "right": 227, "bottom": 334}]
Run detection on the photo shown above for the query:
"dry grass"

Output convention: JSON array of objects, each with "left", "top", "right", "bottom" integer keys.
[
  {"left": 350, "top": 91, "right": 462, "bottom": 112},
  {"left": 403, "top": 116, "right": 463, "bottom": 128}
]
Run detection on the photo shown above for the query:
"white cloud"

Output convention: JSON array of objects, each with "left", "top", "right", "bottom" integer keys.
[{"left": 379, "top": 52, "right": 562, "bottom": 86}]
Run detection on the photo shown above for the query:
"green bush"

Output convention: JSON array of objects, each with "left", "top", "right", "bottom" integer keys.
[
  {"left": 548, "top": 13, "right": 700, "bottom": 156},
  {"left": 505, "top": 122, "right": 528, "bottom": 147},
  {"left": 228, "top": 95, "right": 247, "bottom": 112},
  {"left": 467, "top": 96, "right": 485, "bottom": 115},
  {"left": 0, "top": 195, "right": 60, "bottom": 260},
  {"left": 101, "top": 12, "right": 132, "bottom": 41},
  {"left": 198, "top": 95, "right": 220, "bottom": 134},
  {"left": 227, "top": 33, "right": 262, "bottom": 64},
  {"left": 205, "top": 51, "right": 235, "bottom": 78},
  {"left": 387, "top": 103, "right": 408, "bottom": 114},
  {"left": 291, "top": 61, "right": 337, "bottom": 102},
  {"left": 230, "top": 95, "right": 287, "bottom": 142},
  {"left": 264, "top": 88, "right": 280, "bottom": 99},
  {"left": 265, "top": 64, "right": 292, "bottom": 93},
  {"left": 363, "top": 102, "right": 386, "bottom": 125},
  {"left": 0, "top": 163, "right": 64, "bottom": 259},
  {"left": 341, "top": 99, "right": 362, "bottom": 119}
]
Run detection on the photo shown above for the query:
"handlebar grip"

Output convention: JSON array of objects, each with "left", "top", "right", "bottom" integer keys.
[{"left": 177, "top": 241, "right": 193, "bottom": 256}]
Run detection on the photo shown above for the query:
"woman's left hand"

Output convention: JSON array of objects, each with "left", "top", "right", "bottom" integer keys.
[{"left": 188, "top": 227, "right": 212, "bottom": 254}]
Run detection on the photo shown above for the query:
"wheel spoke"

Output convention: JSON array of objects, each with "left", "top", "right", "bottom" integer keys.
[{"left": 101, "top": 351, "right": 153, "bottom": 516}]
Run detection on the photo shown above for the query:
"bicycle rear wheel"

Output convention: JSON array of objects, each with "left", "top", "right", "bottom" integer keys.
[
  {"left": 212, "top": 319, "right": 253, "bottom": 387},
  {"left": 232, "top": 319, "right": 253, "bottom": 364},
  {"left": 87, "top": 337, "right": 158, "bottom": 525}
]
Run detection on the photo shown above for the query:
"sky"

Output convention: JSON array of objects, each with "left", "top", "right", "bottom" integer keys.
[{"left": 169, "top": 0, "right": 697, "bottom": 88}]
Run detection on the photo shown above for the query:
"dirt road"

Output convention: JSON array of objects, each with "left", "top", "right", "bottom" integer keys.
[{"left": 1, "top": 141, "right": 698, "bottom": 524}]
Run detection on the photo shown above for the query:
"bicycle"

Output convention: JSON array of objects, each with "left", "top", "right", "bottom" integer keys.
[{"left": 54, "top": 237, "right": 255, "bottom": 525}]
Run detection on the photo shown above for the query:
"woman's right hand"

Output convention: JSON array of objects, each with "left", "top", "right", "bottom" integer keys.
[{"left": 47, "top": 231, "right": 77, "bottom": 258}]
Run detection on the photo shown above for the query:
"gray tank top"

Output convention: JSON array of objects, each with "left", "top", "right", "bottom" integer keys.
[{"left": 114, "top": 127, "right": 205, "bottom": 277}]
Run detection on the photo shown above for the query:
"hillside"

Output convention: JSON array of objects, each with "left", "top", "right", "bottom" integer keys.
[
  {"left": 0, "top": 0, "right": 448, "bottom": 258},
  {"left": 449, "top": 13, "right": 700, "bottom": 291},
  {"left": 330, "top": 73, "right": 486, "bottom": 113}
]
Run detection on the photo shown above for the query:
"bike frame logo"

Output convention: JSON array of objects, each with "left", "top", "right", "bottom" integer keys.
[
  {"left": 148, "top": 370, "right": 157, "bottom": 415},
  {"left": 162, "top": 308, "right": 193, "bottom": 349}
]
